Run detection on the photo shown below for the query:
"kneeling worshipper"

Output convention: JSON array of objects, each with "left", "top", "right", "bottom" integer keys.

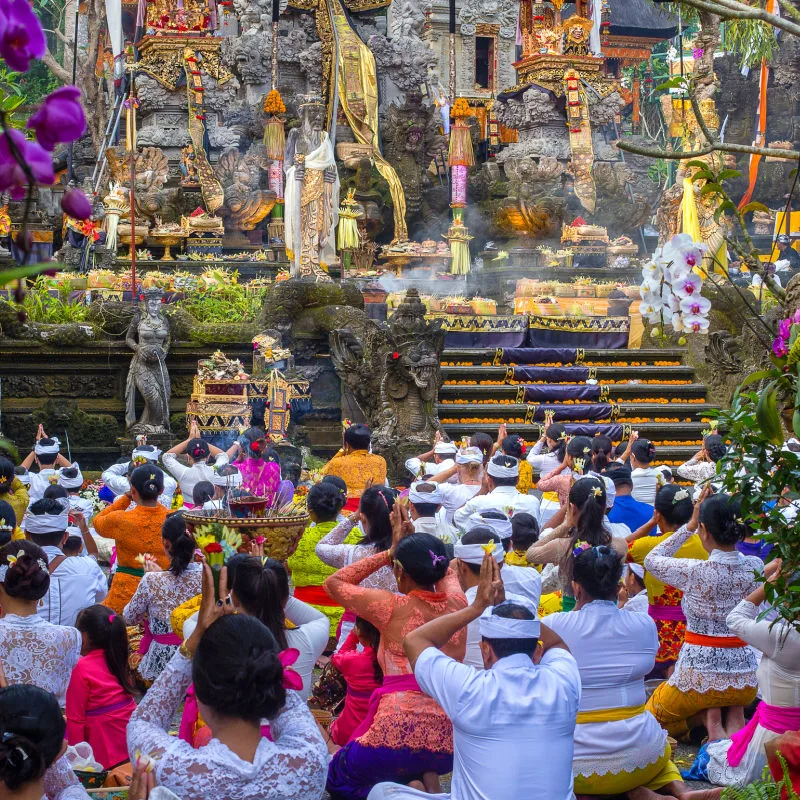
[
  {"left": 645, "top": 491, "right": 761, "bottom": 741},
  {"left": 324, "top": 512, "right": 467, "bottom": 800},
  {"left": 454, "top": 454, "right": 541, "bottom": 530},
  {"left": 702, "top": 560, "right": 800, "bottom": 787},
  {"left": 408, "top": 482, "right": 459, "bottom": 545},
  {"left": 546, "top": 544, "right": 713, "bottom": 800},
  {"left": 21, "top": 434, "right": 71, "bottom": 502},
  {"left": 321, "top": 423, "right": 388, "bottom": 511},
  {"left": 453, "top": 527, "right": 541, "bottom": 669},
  {"left": 101, "top": 444, "right": 178, "bottom": 510},
  {"left": 428, "top": 447, "right": 484, "bottom": 524},
  {"left": 368, "top": 552, "right": 580, "bottom": 800},
  {"left": 405, "top": 437, "right": 458, "bottom": 482}
]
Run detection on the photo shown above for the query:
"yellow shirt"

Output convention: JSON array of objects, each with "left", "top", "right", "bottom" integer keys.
[
  {"left": 516, "top": 460, "right": 534, "bottom": 495},
  {"left": 320, "top": 449, "right": 387, "bottom": 499}
]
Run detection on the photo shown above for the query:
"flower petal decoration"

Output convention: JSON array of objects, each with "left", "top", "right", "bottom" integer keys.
[
  {"left": 673, "top": 273, "right": 704, "bottom": 299},
  {"left": 27, "top": 86, "right": 87, "bottom": 151},
  {"left": 679, "top": 296, "right": 711, "bottom": 317},
  {"left": 278, "top": 648, "right": 303, "bottom": 691},
  {"left": 0, "top": 0, "right": 46, "bottom": 73},
  {"left": 0, "top": 129, "right": 55, "bottom": 200},
  {"left": 773, "top": 337, "right": 790, "bottom": 358}
]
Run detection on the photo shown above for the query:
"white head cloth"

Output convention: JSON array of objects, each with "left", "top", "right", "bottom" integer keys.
[
  {"left": 34, "top": 437, "right": 60, "bottom": 456},
  {"left": 58, "top": 463, "right": 83, "bottom": 490},
  {"left": 213, "top": 454, "right": 230, "bottom": 469},
  {"left": 131, "top": 446, "right": 162, "bottom": 463},
  {"left": 627, "top": 562, "right": 645, "bottom": 580},
  {"left": 409, "top": 482, "right": 443, "bottom": 506},
  {"left": 26, "top": 507, "right": 70, "bottom": 535},
  {"left": 487, "top": 455, "right": 519, "bottom": 479},
  {"left": 453, "top": 541, "right": 505, "bottom": 565},
  {"left": 479, "top": 593, "right": 541, "bottom": 640},
  {"left": 434, "top": 441, "right": 458, "bottom": 456},
  {"left": 456, "top": 447, "right": 483, "bottom": 465},
  {"left": 212, "top": 469, "right": 243, "bottom": 488},
  {"left": 16, "top": 471, "right": 30, "bottom": 486},
  {"left": 469, "top": 510, "right": 512, "bottom": 540}
]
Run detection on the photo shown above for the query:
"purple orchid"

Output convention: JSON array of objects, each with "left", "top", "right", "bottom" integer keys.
[
  {"left": 0, "top": 129, "right": 54, "bottom": 200},
  {"left": 779, "top": 318, "right": 792, "bottom": 341},
  {"left": 773, "top": 337, "right": 790, "bottom": 358},
  {"left": 27, "top": 86, "right": 86, "bottom": 151},
  {"left": 692, "top": 47, "right": 705, "bottom": 60},
  {"left": 0, "top": 0, "right": 46, "bottom": 73},
  {"left": 793, "top": 308, "right": 800, "bottom": 325},
  {"left": 61, "top": 187, "right": 92, "bottom": 220}
]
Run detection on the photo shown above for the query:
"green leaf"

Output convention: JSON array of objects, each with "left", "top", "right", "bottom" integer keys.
[
  {"left": 700, "top": 182, "right": 724, "bottom": 196},
  {"left": 755, "top": 381, "right": 784, "bottom": 445},
  {"left": 0, "top": 437, "right": 18, "bottom": 461},
  {"left": 718, "top": 169, "right": 742, "bottom": 181},
  {"left": 0, "top": 263, "right": 53, "bottom": 287},
  {"left": 655, "top": 76, "right": 688, "bottom": 91},
  {"left": 686, "top": 160, "right": 711, "bottom": 171}
]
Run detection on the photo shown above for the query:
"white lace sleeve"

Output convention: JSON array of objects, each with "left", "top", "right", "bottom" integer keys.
[
  {"left": 676, "top": 458, "right": 716, "bottom": 484},
  {"left": 643, "top": 525, "right": 698, "bottom": 591},
  {"left": 123, "top": 574, "right": 151, "bottom": 625},
  {"left": 44, "top": 755, "right": 90, "bottom": 800},
  {"left": 726, "top": 600, "right": 783, "bottom": 658},
  {"left": 315, "top": 518, "right": 357, "bottom": 568}
]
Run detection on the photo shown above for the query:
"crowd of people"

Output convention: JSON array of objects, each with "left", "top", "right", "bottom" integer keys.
[{"left": 0, "top": 417, "right": 797, "bottom": 800}]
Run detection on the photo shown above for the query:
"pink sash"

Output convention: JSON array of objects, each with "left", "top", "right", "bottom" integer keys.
[
  {"left": 728, "top": 702, "right": 800, "bottom": 767},
  {"left": 648, "top": 604, "right": 686, "bottom": 622},
  {"left": 139, "top": 619, "right": 182, "bottom": 655},
  {"left": 349, "top": 674, "right": 422, "bottom": 742}
]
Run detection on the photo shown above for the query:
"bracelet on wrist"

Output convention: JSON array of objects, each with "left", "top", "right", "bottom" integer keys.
[{"left": 179, "top": 642, "right": 193, "bottom": 660}]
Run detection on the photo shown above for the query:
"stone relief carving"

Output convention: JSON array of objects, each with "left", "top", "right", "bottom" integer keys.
[
  {"left": 136, "top": 75, "right": 187, "bottom": 116},
  {"left": 224, "top": 31, "right": 272, "bottom": 85},
  {"left": 458, "top": 0, "right": 517, "bottom": 37},
  {"left": 214, "top": 144, "right": 276, "bottom": 230}
]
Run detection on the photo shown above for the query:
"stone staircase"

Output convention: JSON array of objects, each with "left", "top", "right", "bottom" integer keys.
[{"left": 438, "top": 347, "right": 716, "bottom": 468}]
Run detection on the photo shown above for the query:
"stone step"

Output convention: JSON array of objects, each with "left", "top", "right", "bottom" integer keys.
[
  {"left": 441, "top": 348, "right": 688, "bottom": 366},
  {"left": 440, "top": 384, "right": 709, "bottom": 400},
  {"left": 437, "top": 401, "right": 717, "bottom": 421},
  {"left": 441, "top": 365, "right": 697, "bottom": 382}
]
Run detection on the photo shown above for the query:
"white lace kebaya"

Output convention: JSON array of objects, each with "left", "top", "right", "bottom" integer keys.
[
  {"left": 126, "top": 651, "right": 328, "bottom": 800},
  {"left": 644, "top": 524, "right": 761, "bottom": 694}
]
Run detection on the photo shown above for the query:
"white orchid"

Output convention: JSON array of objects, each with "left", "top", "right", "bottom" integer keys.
[
  {"left": 673, "top": 273, "right": 704, "bottom": 299},
  {"left": 679, "top": 296, "right": 712, "bottom": 316},
  {"left": 682, "top": 314, "right": 710, "bottom": 333}
]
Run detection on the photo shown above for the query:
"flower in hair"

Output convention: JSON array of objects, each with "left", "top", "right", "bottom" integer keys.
[
  {"left": 573, "top": 457, "right": 585, "bottom": 473},
  {"left": 278, "top": 648, "right": 303, "bottom": 691},
  {"left": 149, "top": 473, "right": 156, "bottom": 481},
  {"left": 573, "top": 540, "right": 591, "bottom": 558},
  {"left": 583, "top": 447, "right": 590, "bottom": 455},
  {"left": 592, "top": 486, "right": 602, "bottom": 498},
  {"left": 250, "top": 441, "right": 260, "bottom": 453},
  {"left": 37, "top": 559, "right": 48, "bottom": 571},
  {"left": 735, "top": 517, "right": 744, "bottom": 525},
  {"left": 558, "top": 431, "right": 568, "bottom": 440},
  {"left": 481, "top": 542, "right": 496, "bottom": 554},
  {"left": 672, "top": 488, "right": 690, "bottom": 503},
  {"left": 0, "top": 475, "right": 7, "bottom": 485},
  {"left": 429, "top": 550, "right": 448, "bottom": 567},
  {"left": 6, "top": 550, "right": 24, "bottom": 567},
  {"left": 108, "top": 614, "right": 116, "bottom": 623}
]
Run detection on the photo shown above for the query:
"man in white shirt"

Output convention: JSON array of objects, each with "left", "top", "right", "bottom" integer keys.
[
  {"left": 408, "top": 482, "right": 459, "bottom": 545},
  {"left": 26, "top": 498, "right": 108, "bottom": 627},
  {"left": 21, "top": 434, "right": 71, "bottom": 503},
  {"left": 453, "top": 527, "right": 541, "bottom": 668},
  {"left": 368, "top": 554, "right": 580, "bottom": 800},
  {"left": 428, "top": 447, "right": 484, "bottom": 524},
  {"left": 102, "top": 445, "right": 178, "bottom": 510},
  {"left": 405, "top": 439, "right": 458, "bottom": 482},
  {"left": 454, "top": 454, "right": 540, "bottom": 530}
]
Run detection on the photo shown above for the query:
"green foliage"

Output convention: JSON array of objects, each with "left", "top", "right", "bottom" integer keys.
[
  {"left": 722, "top": 19, "right": 779, "bottom": 69},
  {"left": 711, "top": 392, "right": 800, "bottom": 633},
  {"left": 647, "top": 159, "right": 669, "bottom": 186},
  {"left": 18, "top": 59, "right": 59, "bottom": 106},
  {"left": 0, "top": 66, "right": 31, "bottom": 131},
  {"left": 177, "top": 283, "right": 267, "bottom": 324},
  {"left": 17, "top": 276, "right": 89, "bottom": 323},
  {"left": 721, "top": 753, "right": 798, "bottom": 800}
]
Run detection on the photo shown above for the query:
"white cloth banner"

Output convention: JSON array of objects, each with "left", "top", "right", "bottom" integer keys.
[{"left": 105, "top": 0, "right": 123, "bottom": 57}]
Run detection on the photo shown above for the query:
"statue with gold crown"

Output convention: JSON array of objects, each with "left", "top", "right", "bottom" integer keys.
[{"left": 284, "top": 95, "right": 339, "bottom": 282}]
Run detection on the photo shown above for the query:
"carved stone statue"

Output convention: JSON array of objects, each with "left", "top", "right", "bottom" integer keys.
[
  {"left": 284, "top": 96, "right": 339, "bottom": 281},
  {"left": 214, "top": 144, "right": 277, "bottom": 230},
  {"left": 180, "top": 144, "right": 200, "bottom": 188},
  {"left": 329, "top": 288, "right": 445, "bottom": 480},
  {"left": 125, "top": 288, "right": 172, "bottom": 434},
  {"left": 106, "top": 146, "right": 172, "bottom": 223}
]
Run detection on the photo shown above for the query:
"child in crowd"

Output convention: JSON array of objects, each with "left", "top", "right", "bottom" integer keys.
[
  {"left": 619, "top": 563, "right": 648, "bottom": 613},
  {"left": 203, "top": 465, "right": 243, "bottom": 513},
  {"left": 618, "top": 432, "right": 660, "bottom": 504},
  {"left": 288, "top": 481, "right": 360, "bottom": 635},
  {"left": 66, "top": 605, "right": 137, "bottom": 770},
  {"left": 320, "top": 475, "right": 349, "bottom": 523},
  {"left": 191, "top": 481, "right": 215, "bottom": 511},
  {"left": 61, "top": 535, "right": 84, "bottom": 557},
  {"left": 505, "top": 512, "right": 539, "bottom": 566},
  {"left": 498, "top": 431, "right": 533, "bottom": 495},
  {"left": 0, "top": 456, "right": 27, "bottom": 530},
  {"left": 330, "top": 616, "right": 383, "bottom": 746}
]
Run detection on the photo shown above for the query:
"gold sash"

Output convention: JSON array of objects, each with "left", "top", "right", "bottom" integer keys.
[{"left": 576, "top": 704, "right": 646, "bottom": 724}]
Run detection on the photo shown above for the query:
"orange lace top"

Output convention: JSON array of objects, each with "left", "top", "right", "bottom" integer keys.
[{"left": 324, "top": 551, "right": 468, "bottom": 751}]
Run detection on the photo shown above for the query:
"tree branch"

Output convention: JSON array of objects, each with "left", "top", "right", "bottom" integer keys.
[
  {"left": 678, "top": 0, "right": 800, "bottom": 38},
  {"left": 41, "top": 48, "right": 71, "bottom": 84},
  {"left": 617, "top": 140, "right": 800, "bottom": 161}
]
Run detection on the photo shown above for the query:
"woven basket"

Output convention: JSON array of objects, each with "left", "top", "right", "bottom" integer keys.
[
  {"left": 183, "top": 513, "right": 309, "bottom": 561},
  {"left": 311, "top": 707, "right": 333, "bottom": 731},
  {"left": 75, "top": 771, "right": 108, "bottom": 790},
  {"left": 553, "top": 284, "right": 572, "bottom": 297},
  {"left": 594, "top": 284, "right": 617, "bottom": 298}
]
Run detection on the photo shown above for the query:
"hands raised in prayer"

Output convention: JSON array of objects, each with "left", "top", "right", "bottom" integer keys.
[
  {"left": 129, "top": 761, "right": 157, "bottom": 800},
  {"left": 688, "top": 483, "right": 714, "bottom": 532},
  {"left": 388, "top": 500, "right": 414, "bottom": 558},
  {"left": 184, "top": 562, "right": 236, "bottom": 657},
  {"left": 473, "top": 551, "right": 505, "bottom": 613}
]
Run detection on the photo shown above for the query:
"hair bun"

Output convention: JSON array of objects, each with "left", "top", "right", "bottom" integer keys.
[
  {"left": 232, "top": 646, "right": 286, "bottom": 717},
  {"left": 0, "top": 729, "right": 44, "bottom": 791}
]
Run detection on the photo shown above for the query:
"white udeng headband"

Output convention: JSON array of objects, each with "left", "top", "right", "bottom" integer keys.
[
  {"left": 469, "top": 511, "right": 512, "bottom": 540},
  {"left": 58, "top": 463, "right": 83, "bottom": 490},
  {"left": 131, "top": 447, "right": 161, "bottom": 462},
  {"left": 408, "top": 482, "right": 443, "bottom": 505},
  {"left": 487, "top": 456, "right": 519, "bottom": 479},
  {"left": 627, "top": 562, "right": 645, "bottom": 580},
  {"left": 25, "top": 510, "right": 70, "bottom": 534},
  {"left": 34, "top": 437, "right": 60, "bottom": 456},
  {"left": 479, "top": 596, "right": 541, "bottom": 640},
  {"left": 434, "top": 441, "right": 457, "bottom": 455},
  {"left": 456, "top": 447, "right": 483, "bottom": 465},
  {"left": 212, "top": 471, "right": 243, "bottom": 488},
  {"left": 453, "top": 542, "right": 504, "bottom": 565}
]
